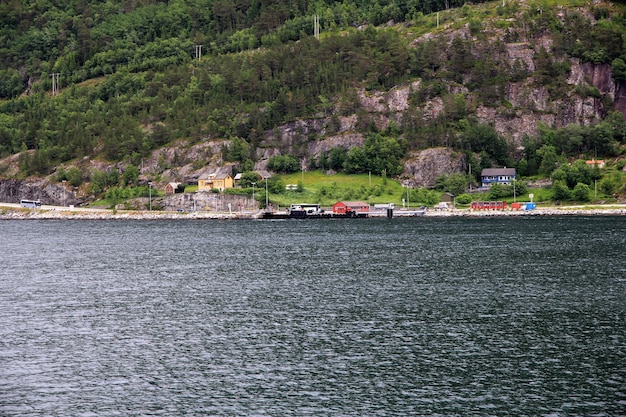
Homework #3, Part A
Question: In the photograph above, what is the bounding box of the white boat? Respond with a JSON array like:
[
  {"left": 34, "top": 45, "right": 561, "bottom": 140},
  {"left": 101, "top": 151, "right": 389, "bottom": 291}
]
[{"left": 393, "top": 206, "right": 427, "bottom": 217}]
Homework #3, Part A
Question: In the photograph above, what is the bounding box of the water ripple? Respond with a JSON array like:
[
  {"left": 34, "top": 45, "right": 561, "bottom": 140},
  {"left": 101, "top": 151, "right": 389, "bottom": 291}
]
[{"left": 1, "top": 217, "right": 625, "bottom": 416}]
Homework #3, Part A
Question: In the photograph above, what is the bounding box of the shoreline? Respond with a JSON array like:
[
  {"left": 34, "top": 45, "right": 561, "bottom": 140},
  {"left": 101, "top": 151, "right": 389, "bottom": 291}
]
[{"left": 2, "top": 205, "right": 626, "bottom": 220}]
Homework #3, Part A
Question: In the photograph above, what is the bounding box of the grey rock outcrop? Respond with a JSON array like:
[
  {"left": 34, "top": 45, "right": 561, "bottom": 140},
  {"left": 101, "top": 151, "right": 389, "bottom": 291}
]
[
  {"left": 0, "top": 179, "right": 80, "bottom": 206},
  {"left": 403, "top": 148, "right": 466, "bottom": 187}
]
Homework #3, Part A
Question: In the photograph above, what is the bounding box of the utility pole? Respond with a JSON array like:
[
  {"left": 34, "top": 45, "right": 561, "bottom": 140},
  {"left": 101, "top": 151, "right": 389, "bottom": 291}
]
[
  {"left": 513, "top": 178, "right": 516, "bottom": 203},
  {"left": 252, "top": 183, "right": 256, "bottom": 211},
  {"left": 51, "top": 73, "right": 60, "bottom": 95},
  {"left": 407, "top": 185, "right": 410, "bottom": 209}
]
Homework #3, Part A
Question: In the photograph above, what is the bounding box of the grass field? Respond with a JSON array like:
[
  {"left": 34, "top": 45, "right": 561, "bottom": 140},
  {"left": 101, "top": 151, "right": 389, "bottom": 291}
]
[
  {"left": 273, "top": 172, "right": 558, "bottom": 209},
  {"left": 271, "top": 171, "right": 408, "bottom": 208}
]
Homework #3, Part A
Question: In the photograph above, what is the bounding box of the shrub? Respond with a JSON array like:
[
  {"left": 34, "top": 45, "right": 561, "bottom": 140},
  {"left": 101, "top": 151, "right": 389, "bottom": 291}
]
[
  {"left": 573, "top": 182, "right": 591, "bottom": 201},
  {"left": 552, "top": 180, "right": 572, "bottom": 201},
  {"left": 67, "top": 167, "right": 83, "bottom": 187},
  {"left": 456, "top": 193, "right": 472, "bottom": 205}
]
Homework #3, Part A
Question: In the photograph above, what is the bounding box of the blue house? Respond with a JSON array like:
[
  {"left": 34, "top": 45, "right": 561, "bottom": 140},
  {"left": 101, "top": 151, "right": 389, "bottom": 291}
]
[{"left": 481, "top": 168, "right": 516, "bottom": 187}]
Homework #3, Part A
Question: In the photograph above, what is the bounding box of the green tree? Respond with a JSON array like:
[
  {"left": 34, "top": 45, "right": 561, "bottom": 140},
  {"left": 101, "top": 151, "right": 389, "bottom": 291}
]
[
  {"left": 0, "top": 69, "right": 25, "bottom": 99},
  {"left": 89, "top": 169, "right": 108, "bottom": 195},
  {"left": 225, "top": 137, "right": 250, "bottom": 163},
  {"left": 122, "top": 165, "right": 139, "bottom": 186},
  {"left": 463, "top": 124, "right": 511, "bottom": 166},
  {"left": 511, "top": 180, "right": 527, "bottom": 197},
  {"left": 537, "top": 145, "right": 559, "bottom": 175},
  {"left": 552, "top": 160, "right": 596, "bottom": 188},
  {"left": 455, "top": 193, "right": 472, "bottom": 205},
  {"left": 488, "top": 183, "right": 507, "bottom": 200},
  {"left": 268, "top": 154, "right": 300, "bottom": 173},
  {"left": 266, "top": 176, "right": 283, "bottom": 195},
  {"left": 67, "top": 167, "right": 83, "bottom": 187},
  {"left": 552, "top": 180, "right": 571, "bottom": 201},
  {"left": 241, "top": 159, "right": 255, "bottom": 172},
  {"left": 599, "top": 175, "right": 617, "bottom": 195},
  {"left": 344, "top": 146, "right": 367, "bottom": 174},
  {"left": 412, "top": 188, "right": 440, "bottom": 206},
  {"left": 239, "top": 171, "right": 261, "bottom": 188},
  {"left": 573, "top": 182, "right": 591, "bottom": 201},
  {"left": 612, "top": 57, "right": 626, "bottom": 82},
  {"left": 328, "top": 147, "right": 347, "bottom": 171},
  {"left": 345, "top": 133, "right": 403, "bottom": 176},
  {"left": 444, "top": 173, "right": 470, "bottom": 196},
  {"left": 55, "top": 167, "right": 68, "bottom": 182},
  {"left": 108, "top": 170, "right": 120, "bottom": 186}
]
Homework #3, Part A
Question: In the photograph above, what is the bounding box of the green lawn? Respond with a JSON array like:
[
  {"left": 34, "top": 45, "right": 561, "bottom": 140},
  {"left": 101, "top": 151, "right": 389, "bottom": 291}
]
[{"left": 270, "top": 171, "right": 408, "bottom": 208}]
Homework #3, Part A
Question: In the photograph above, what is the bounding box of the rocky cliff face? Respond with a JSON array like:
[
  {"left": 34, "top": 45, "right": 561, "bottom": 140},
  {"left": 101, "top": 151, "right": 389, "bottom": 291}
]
[
  {"left": 403, "top": 148, "right": 466, "bottom": 187},
  {"left": 0, "top": 178, "right": 80, "bottom": 206},
  {"left": 249, "top": 62, "right": 620, "bottom": 187},
  {"left": 249, "top": 27, "right": 624, "bottom": 187}
]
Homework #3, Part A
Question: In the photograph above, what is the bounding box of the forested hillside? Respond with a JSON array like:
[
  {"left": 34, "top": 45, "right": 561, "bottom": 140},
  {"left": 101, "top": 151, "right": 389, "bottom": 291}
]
[{"left": 1, "top": 0, "right": 626, "bottom": 205}]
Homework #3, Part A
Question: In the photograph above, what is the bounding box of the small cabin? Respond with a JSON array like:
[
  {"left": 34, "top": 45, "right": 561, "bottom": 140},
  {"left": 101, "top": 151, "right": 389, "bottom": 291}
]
[
  {"left": 441, "top": 192, "right": 455, "bottom": 203},
  {"left": 164, "top": 182, "right": 181, "bottom": 195}
]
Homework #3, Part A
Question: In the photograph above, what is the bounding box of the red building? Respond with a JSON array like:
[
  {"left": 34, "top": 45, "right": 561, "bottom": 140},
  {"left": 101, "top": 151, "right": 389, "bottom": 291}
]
[
  {"left": 333, "top": 201, "right": 370, "bottom": 214},
  {"left": 470, "top": 201, "right": 508, "bottom": 211}
]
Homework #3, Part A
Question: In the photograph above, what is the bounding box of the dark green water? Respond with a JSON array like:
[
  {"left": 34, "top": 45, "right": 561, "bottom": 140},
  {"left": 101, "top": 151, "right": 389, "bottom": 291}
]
[{"left": 1, "top": 217, "right": 625, "bottom": 416}]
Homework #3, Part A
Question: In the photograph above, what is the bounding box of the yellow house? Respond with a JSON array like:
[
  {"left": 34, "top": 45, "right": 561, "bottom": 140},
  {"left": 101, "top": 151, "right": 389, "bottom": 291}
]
[{"left": 198, "top": 173, "right": 233, "bottom": 192}]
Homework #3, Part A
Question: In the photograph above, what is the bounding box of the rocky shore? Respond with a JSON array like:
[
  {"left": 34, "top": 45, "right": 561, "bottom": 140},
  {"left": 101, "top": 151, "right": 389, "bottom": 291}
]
[
  {"left": 2, "top": 204, "right": 626, "bottom": 220},
  {"left": 423, "top": 207, "right": 626, "bottom": 217},
  {"left": 0, "top": 207, "right": 249, "bottom": 220}
]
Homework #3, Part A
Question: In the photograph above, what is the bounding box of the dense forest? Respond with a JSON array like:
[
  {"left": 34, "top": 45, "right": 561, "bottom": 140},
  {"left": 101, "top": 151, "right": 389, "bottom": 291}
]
[{"left": 1, "top": 0, "right": 626, "bottom": 202}]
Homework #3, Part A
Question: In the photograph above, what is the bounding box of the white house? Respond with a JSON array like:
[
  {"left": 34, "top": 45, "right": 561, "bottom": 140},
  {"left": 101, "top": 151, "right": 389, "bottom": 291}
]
[{"left": 481, "top": 168, "right": 516, "bottom": 187}]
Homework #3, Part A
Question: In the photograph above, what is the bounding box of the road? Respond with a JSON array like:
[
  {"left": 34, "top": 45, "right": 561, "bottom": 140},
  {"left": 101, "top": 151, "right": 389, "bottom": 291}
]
[{"left": 0, "top": 202, "right": 110, "bottom": 212}]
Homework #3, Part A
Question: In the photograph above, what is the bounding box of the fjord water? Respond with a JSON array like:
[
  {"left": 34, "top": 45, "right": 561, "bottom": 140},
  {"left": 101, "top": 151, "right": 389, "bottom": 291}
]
[{"left": 1, "top": 217, "right": 624, "bottom": 416}]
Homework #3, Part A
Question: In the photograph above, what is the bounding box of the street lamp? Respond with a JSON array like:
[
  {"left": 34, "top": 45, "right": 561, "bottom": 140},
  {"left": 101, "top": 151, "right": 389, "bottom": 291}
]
[
  {"left": 251, "top": 182, "right": 256, "bottom": 211},
  {"left": 513, "top": 178, "right": 516, "bottom": 203},
  {"left": 406, "top": 184, "right": 410, "bottom": 209},
  {"left": 62, "top": 180, "right": 66, "bottom": 207}
]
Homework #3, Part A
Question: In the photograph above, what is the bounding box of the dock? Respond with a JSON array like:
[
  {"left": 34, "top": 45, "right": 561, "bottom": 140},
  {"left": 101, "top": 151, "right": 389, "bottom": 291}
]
[{"left": 257, "top": 210, "right": 369, "bottom": 220}]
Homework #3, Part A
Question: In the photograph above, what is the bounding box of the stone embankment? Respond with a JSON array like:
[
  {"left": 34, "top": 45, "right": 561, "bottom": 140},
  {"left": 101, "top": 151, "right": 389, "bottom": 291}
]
[
  {"left": 424, "top": 207, "right": 626, "bottom": 217},
  {"left": 0, "top": 207, "right": 253, "bottom": 220},
  {"left": 2, "top": 205, "right": 626, "bottom": 220}
]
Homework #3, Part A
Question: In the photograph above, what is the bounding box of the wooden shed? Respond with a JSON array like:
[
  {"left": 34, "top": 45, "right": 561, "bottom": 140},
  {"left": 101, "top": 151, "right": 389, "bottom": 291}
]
[
  {"left": 164, "top": 182, "right": 181, "bottom": 195},
  {"left": 441, "top": 192, "right": 455, "bottom": 203}
]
